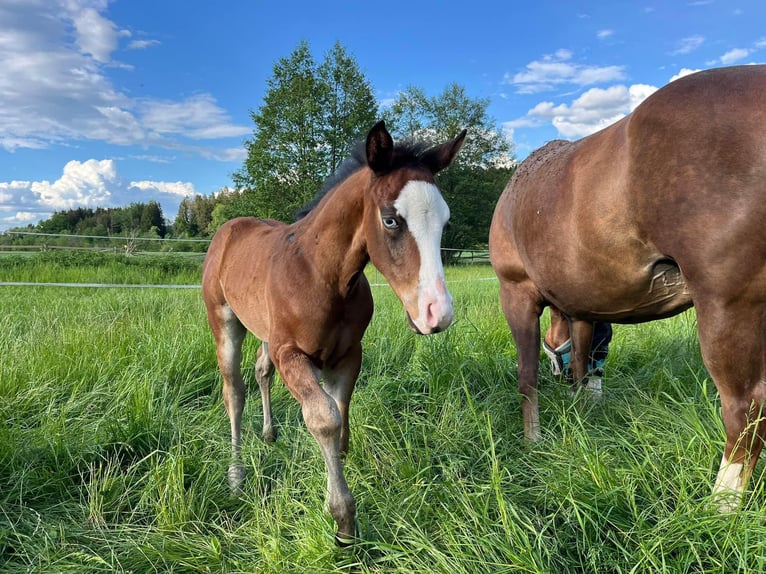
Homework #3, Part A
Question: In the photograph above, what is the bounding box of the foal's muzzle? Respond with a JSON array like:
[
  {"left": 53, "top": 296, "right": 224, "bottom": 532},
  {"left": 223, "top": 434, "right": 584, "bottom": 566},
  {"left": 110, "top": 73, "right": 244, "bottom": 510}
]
[{"left": 405, "top": 307, "right": 452, "bottom": 335}]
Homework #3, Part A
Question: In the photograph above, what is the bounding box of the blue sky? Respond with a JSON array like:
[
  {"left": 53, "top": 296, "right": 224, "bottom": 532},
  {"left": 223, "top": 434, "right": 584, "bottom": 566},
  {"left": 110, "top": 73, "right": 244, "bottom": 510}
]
[{"left": 1, "top": 0, "right": 764, "bottom": 232}]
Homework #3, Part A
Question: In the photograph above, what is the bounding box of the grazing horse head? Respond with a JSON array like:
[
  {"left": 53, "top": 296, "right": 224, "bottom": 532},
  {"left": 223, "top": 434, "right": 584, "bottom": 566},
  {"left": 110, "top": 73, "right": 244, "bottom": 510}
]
[
  {"left": 361, "top": 121, "right": 465, "bottom": 334},
  {"left": 489, "top": 65, "right": 766, "bottom": 510},
  {"left": 202, "top": 120, "right": 465, "bottom": 544}
]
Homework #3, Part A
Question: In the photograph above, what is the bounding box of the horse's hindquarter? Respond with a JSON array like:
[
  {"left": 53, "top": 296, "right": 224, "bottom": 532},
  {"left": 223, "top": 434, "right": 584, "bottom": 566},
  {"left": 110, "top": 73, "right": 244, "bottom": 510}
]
[
  {"left": 202, "top": 217, "right": 282, "bottom": 340},
  {"left": 626, "top": 66, "right": 766, "bottom": 305}
]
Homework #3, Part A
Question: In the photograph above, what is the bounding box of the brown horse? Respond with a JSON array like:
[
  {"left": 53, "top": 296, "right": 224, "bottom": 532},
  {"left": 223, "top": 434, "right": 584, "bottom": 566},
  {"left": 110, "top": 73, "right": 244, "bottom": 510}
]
[
  {"left": 202, "top": 121, "right": 465, "bottom": 543},
  {"left": 489, "top": 65, "right": 766, "bottom": 509}
]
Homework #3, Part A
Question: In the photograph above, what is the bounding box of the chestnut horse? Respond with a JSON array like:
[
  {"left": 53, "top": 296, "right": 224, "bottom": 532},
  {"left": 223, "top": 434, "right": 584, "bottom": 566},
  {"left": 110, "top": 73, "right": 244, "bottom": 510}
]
[
  {"left": 202, "top": 121, "right": 465, "bottom": 543},
  {"left": 489, "top": 65, "right": 766, "bottom": 509}
]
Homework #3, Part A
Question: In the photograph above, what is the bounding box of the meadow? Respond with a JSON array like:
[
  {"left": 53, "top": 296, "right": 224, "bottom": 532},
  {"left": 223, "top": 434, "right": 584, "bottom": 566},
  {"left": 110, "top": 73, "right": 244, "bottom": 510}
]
[{"left": 1, "top": 252, "right": 765, "bottom": 573}]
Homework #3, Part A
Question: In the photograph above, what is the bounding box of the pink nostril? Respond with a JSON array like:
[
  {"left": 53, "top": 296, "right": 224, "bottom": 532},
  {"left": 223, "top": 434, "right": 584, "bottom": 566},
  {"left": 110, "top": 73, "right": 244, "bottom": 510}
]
[{"left": 426, "top": 302, "right": 439, "bottom": 328}]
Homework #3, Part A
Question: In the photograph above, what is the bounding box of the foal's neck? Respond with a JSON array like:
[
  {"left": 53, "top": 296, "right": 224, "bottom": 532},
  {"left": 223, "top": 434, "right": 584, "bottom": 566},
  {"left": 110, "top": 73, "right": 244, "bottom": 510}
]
[{"left": 295, "top": 170, "right": 370, "bottom": 295}]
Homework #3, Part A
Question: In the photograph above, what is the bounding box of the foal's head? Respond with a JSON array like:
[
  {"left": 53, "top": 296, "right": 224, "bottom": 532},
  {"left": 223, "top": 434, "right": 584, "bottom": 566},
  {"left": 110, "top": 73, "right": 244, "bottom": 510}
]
[{"left": 363, "top": 121, "right": 466, "bottom": 335}]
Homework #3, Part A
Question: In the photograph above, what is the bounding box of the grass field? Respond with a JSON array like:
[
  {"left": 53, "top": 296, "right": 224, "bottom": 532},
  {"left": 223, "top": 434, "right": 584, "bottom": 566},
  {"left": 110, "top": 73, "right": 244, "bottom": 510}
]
[{"left": 1, "top": 253, "right": 765, "bottom": 572}]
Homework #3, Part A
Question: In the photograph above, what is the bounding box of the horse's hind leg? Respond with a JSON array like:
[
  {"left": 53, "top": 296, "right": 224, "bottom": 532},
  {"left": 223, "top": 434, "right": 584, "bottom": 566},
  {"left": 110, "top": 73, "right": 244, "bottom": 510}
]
[
  {"left": 210, "top": 304, "right": 248, "bottom": 492},
  {"left": 696, "top": 299, "right": 766, "bottom": 510},
  {"left": 256, "top": 342, "right": 276, "bottom": 443}
]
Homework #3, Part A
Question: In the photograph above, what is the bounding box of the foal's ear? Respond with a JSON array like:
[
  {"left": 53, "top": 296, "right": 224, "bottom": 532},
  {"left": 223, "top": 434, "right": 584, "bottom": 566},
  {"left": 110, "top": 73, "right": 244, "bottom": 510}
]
[
  {"left": 366, "top": 120, "right": 394, "bottom": 174},
  {"left": 422, "top": 129, "right": 467, "bottom": 174}
]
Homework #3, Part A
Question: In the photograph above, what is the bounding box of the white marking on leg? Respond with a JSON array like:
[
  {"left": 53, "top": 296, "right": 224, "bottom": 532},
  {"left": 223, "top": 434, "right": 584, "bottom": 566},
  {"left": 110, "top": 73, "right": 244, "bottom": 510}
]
[
  {"left": 394, "top": 180, "right": 453, "bottom": 332},
  {"left": 713, "top": 455, "right": 744, "bottom": 512},
  {"left": 218, "top": 305, "right": 246, "bottom": 491}
]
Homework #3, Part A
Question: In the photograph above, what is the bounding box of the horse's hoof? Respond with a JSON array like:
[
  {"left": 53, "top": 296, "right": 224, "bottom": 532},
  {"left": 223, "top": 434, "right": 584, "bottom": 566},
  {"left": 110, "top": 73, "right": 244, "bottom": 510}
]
[
  {"left": 228, "top": 463, "right": 246, "bottom": 494},
  {"left": 262, "top": 427, "right": 276, "bottom": 443},
  {"left": 334, "top": 519, "right": 362, "bottom": 547},
  {"left": 335, "top": 534, "right": 355, "bottom": 547}
]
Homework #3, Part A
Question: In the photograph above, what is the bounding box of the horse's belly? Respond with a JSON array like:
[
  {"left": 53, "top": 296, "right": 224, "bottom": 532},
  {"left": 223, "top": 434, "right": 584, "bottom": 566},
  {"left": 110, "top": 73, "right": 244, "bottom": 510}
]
[{"left": 555, "top": 258, "right": 693, "bottom": 323}]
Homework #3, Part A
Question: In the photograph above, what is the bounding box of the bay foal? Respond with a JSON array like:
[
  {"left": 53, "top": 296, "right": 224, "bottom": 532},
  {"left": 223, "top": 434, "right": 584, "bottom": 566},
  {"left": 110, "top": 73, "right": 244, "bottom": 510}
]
[{"left": 203, "top": 121, "right": 465, "bottom": 542}]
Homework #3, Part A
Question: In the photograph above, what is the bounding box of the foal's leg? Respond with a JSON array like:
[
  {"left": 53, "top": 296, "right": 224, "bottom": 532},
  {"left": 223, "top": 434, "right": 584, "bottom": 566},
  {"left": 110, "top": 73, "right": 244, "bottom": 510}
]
[
  {"left": 501, "top": 283, "right": 543, "bottom": 441},
  {"left": 696, "top": 300, "right": 766, "bottom": 510},
  {"left": 211, "top": 305, "right": 248, "bottom": 492},
  {"left": 273, "top": 345, "right": 356, "bottom": 544},
  {"left": 323, "top": 343, "right": 362, "bottom": 456},
  {"left": 256, "top": 342, "right": 276, "bottom": 443}
]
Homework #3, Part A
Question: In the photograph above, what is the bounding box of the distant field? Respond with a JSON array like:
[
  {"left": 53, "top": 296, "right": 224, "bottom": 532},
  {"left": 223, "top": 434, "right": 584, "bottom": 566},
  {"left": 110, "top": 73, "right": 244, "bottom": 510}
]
[
  {"left": 1, "top": 252, "right": 764, "bottom": 572},
  {"left": 0, "top": 251, "right": 203, "bottom": 285}
]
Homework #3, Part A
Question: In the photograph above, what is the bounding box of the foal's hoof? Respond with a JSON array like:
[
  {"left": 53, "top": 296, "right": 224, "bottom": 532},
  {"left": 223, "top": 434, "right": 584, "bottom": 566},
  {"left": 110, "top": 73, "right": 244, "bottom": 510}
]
[
  {"left": 262, "top": 427, "right": 277, "bottom": 444},
  {"left": 334, "top": 519, "right": 362, "bottom": 547},
  {"left": 228, "top": 463, "right": 246, "bottom": 494}
]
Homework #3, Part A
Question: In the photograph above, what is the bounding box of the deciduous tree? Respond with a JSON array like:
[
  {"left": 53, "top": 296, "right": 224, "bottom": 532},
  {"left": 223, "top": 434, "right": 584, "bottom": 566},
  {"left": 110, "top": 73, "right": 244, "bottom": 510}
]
[
  {"left": 231, "top": 41, "right": 377, "bottom": 223},
  {"left": 383, "top": 83, "right": 516, "bottom": 255}
]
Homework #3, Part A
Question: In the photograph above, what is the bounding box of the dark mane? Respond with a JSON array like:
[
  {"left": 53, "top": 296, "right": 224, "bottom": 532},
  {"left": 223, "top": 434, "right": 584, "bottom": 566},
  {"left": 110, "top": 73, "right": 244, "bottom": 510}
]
[{"left": 294, "top": 136, "right": 434, "bottom": 220}]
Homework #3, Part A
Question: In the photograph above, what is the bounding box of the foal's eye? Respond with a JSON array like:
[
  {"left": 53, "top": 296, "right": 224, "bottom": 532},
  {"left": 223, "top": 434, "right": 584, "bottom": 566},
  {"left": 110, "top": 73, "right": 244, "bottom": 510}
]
[{"left": 382, "top": 217, "right": 399, "bottom": 230}]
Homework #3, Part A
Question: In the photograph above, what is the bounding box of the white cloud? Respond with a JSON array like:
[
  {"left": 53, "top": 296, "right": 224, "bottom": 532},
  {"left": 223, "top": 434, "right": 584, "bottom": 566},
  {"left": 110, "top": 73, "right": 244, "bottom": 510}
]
[
  {"left": 707, "top": 37, "right": 766, "bottom": 66},
  {"left": 669, "top": 68, "right": 701, "bottom": 82},
  {"left": 129, "top": 181, "right": 196, "bottom": 198},
  {"left": 127, "top": 39, "right": 161, "bottom": 50},
  {"left": 140, "top": 95, "right": 251, "bottom": 139},
  {"left": 31, "top": 159, "right": 116, "bottom": 209},
  {"left": 503, "top": 116, "right": 544, "bottom": 130},
  {"left": 9, "top": 212, "right": 36, "bottom": 223},
  {"left": 510, "top": 80, "right": 664, "bottom": 141},
  {"left": 597, "top": 29, "right": 615, "bottom": 40},
  {"left": 628, "top": 84, "right": 658, "bottom": 111},
  {"left": 672, "top": 35, "right": 705, "bottom": 55},
  {"left": 68, "top": 5, "right": 128, "bottom": 63},
  {"left": 0, "top": 159, "right": 196, "bottom": 231},
  {"left": 719, "top": 48, "right": 750, "bottom": 64},
  {"left": 0, "top": 0, "right": 248, "bottom": 155},
  {"left": 527, "top": 85, "right": 632, "bottom": 138},
  {"left": 505, "top": 50, "right": 626, "bottom": 94}
]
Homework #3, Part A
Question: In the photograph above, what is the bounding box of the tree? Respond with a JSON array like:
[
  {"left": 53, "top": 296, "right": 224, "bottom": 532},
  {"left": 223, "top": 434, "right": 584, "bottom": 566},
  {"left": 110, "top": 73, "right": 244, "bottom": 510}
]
[
  {"left": 173, "top": 191, "right": 220, "bottom": 237},
  {"left": 139, "top": 201, "right": 166, "bottom": 237},
  {"left": 383, "top": 83, "right": 514, "bottom": 168},
  {"left": 231, "top": 40, "right": 377, "bottom": 224},
  {"left": 383, "top": 83, "right": 516, "bottom": 255},
  {"left": 317, "top": 42, "right": 378, "bottom": 172},
  {"left": 232, "top": 41, "right": 325, "bottom": 222}
]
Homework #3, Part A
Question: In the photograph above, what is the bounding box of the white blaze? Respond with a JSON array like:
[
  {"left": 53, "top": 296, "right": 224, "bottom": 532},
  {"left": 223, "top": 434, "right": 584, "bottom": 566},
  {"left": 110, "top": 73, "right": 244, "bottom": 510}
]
[{"left": 394, "top": 180, "right": 453, "bottom": 332}]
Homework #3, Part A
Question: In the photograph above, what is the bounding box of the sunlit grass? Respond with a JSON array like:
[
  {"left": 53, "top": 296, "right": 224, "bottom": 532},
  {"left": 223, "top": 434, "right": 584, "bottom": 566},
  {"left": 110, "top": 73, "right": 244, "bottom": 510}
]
[{"left": 1, "top": 253, "right": 765, "bottom": 572}]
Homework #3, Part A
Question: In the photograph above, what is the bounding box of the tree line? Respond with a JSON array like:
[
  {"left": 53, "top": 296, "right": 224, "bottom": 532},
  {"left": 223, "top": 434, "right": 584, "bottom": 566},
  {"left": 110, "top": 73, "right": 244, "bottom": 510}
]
[
  {"left": 3, "top": 202, "right": 166, "bottom": 239},
  {"left": 6, "top": 40, "right": 516, "bottom": 256}
]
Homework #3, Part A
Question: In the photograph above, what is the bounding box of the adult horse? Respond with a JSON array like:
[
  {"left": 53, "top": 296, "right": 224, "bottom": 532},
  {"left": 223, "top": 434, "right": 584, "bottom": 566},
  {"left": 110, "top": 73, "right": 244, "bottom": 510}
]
[
  {"left": 202, "top": 121, "right": 465, "bottom": 544},
  {"left": 489, "top": 65, "right": 766, "bottom": 509}
]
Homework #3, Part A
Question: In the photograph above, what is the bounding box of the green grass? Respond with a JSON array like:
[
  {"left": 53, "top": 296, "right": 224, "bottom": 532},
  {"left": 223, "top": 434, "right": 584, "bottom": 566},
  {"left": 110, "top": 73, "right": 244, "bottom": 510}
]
[
  {"left": 0, "top": 251, "right": 203, "bottom": 285},
  {"left": 1, "top": 253, "right": 765, "bottom": 572}
]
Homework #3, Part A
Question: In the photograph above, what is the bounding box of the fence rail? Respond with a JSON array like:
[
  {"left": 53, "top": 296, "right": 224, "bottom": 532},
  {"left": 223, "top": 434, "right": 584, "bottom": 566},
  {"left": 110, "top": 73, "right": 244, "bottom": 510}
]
[
  {"left": 1, "top": 231, "right": 490, "bottom": 262},
  {"left": 2, "top": 231, "right": 210, "bottom": 242}
]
